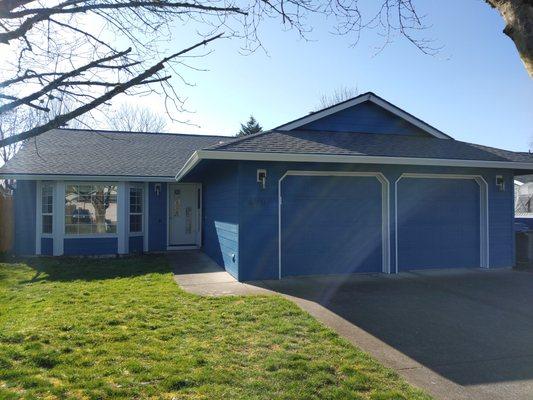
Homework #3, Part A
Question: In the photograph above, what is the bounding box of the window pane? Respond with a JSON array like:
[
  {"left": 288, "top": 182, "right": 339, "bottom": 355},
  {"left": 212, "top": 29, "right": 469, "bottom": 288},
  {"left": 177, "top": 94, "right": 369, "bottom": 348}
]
[
  {"left": 42, "top": 215, "right": 52, "bottom": 234},
  {"left": 65, "top": 224, "right": 78, "bottom": 235},
  {"left": 64, "top": 183, "right": 118, "bottom": 235},
  {"left": 41, "top": 184, "right": 53, "bottom": 234},
  {"left": 130, "top": 214, "right": 142, "bottom": 233},
  {"left": 129, "top": 187, "right": 143, "bottom": 233},
  {"left": 129, "top": 188, "right": 142, "bottom": 214}
]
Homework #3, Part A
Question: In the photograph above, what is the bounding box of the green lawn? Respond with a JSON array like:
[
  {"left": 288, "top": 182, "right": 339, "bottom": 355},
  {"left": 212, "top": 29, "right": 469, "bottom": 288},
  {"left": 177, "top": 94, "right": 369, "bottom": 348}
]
[{"left": 0, "top": 255, "right": 430, "bottom": 400}]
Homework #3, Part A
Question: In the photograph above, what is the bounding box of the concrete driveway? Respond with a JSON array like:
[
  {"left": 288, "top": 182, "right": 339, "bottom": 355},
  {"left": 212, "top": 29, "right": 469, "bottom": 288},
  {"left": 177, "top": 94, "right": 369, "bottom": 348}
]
[
  {"left": 171, "top": 253, "right": 533, "bottom": 400},
  {"left": 256, "top": 269, "right": 533, "bottom": 400}
]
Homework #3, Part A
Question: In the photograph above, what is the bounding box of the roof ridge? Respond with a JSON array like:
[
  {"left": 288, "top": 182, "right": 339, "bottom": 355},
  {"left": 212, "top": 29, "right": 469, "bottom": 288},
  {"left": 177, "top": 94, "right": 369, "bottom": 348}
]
[{"left": 52, "top": 127, "right": 231, "bottom": 139}]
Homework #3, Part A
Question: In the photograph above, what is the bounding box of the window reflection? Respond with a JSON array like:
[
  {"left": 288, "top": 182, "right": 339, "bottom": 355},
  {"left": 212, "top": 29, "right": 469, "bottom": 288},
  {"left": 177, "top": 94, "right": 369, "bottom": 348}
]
[{"left": 65, "top": 184, "right": 117, "bottom": 235}]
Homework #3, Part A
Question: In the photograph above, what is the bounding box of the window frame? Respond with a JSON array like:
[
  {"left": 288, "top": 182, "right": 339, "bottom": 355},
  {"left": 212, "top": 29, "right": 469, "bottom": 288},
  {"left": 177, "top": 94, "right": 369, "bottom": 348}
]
[
  {"left": 41, "top": 182, "right": 54, "bottom": 236},
  {"left": 64, "top": 182, "right": 119, "bottom": 237},
  {"left": 129, "top": 184, "right": 143, "bottom": 235}
]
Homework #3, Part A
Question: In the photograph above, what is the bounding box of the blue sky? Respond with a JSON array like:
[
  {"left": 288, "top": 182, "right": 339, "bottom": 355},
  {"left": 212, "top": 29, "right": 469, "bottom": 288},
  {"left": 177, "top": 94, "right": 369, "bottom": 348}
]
[{"left": 139, "top": 0, "right": 532, "bottom": 151}]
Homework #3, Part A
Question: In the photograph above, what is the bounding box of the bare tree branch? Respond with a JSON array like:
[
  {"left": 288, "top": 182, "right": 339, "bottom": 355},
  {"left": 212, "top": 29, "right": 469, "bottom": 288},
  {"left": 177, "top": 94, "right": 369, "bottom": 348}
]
[
  {"left": 0, "top": 48, "right": 132, "bottom": 114},
  {"left": 0, "top": 33, "right": 222, "bottom": 147},
  {"left": 106, "top": 104, "right": 167, "bottom": 132}
]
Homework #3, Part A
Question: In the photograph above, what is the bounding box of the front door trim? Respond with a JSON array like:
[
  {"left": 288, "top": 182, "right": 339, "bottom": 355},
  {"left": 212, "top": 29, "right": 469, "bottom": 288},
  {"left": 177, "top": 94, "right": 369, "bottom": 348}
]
[{"left": 167, "top": 183, "right": 202, "bottom": 250}]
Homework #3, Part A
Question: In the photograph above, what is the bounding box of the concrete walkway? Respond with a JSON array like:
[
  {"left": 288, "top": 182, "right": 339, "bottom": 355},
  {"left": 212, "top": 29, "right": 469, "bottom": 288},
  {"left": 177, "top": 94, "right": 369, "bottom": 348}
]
[
  {"left": 170, "top": 251, "right": 272, "bottom": 296},
  {"left": 168, "top": 252, "right": 533, "bottom": 400}
]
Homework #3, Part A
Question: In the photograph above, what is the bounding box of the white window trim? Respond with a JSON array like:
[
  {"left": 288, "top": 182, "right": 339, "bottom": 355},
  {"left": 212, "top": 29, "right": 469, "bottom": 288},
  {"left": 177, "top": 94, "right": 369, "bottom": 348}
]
[
  {"left": 40, "top": 182, "right": 54, "bottom": 237},
  {"left": 36, "top": 181, "right": 56, "bottom": 255},
  {"left": 35, "top": 180, "right": 131, "bottom": 256},
  {"left": 35, "top": 181, "right": 42, "bottom": 255},
  {"left": 278, "top": 171, "right": 391, "bottom": 279},
  {"left": 143, "top": 182, "right": 149, "bottom": 252},
  {"left": 394, "top": 173, "right": 489, "bottom": 272}
]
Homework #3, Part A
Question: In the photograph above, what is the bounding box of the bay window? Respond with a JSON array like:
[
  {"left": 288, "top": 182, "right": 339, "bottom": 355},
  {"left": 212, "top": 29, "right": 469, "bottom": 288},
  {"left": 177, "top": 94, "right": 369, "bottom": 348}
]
[{"left": 65, "top": 183, "right": 118, "bottom": 235}]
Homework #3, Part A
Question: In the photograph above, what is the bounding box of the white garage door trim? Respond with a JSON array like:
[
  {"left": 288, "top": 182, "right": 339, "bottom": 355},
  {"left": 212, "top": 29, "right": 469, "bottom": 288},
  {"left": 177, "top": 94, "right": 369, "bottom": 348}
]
[
  {"left": 394, "top": 173, "right": 489, "bottom": 273},
  {"left": 278, "top": 171, "right": 391, "bottom": 279}
]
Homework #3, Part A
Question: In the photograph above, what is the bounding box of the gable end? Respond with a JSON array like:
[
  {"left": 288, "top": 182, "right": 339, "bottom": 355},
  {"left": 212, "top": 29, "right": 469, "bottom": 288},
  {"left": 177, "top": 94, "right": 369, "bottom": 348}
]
[
  {"left": 276, "top": 92, "right": 451, "bottom": 139},
  {"left": 296, "top": 101, "right": 430, "bottom": 136}
]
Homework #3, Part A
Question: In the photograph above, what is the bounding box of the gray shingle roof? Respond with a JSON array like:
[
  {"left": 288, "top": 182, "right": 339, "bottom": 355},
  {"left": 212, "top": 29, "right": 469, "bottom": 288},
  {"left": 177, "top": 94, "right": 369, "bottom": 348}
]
[
  {"left": 208, "top": 129, "right": 532, "bottom": 163},
  {"left": 2, "top": 128, "right": 531, "bottom": 180},
  {"left": 0, "top": 129, "right": 233, "bottom": 178}
]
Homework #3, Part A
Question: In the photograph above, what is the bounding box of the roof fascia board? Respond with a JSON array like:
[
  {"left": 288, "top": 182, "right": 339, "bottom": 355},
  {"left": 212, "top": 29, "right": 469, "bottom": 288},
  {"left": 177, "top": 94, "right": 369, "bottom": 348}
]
[
  {"left": 276, "top": 93, "right": 449, "bottom": 139},
  {"left": 175, "top": 149, "right": 533, "bottom": 181},
  {"left": 0, "top": 174, "right": 176, "bottom": 182}
]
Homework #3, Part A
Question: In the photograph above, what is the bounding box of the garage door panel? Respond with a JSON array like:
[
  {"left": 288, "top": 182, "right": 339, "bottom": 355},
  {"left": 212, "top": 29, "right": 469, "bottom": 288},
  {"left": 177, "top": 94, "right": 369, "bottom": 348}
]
[
  {"left": 398, "top": 178, "right": 480, "bottom": 271},
  {"left": 281, "top": 175, "right": 383, "bottom": 277}
]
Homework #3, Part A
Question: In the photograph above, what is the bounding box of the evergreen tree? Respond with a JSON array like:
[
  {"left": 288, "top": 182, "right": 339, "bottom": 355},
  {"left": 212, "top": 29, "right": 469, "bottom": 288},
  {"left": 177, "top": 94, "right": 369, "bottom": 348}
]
[{"left": 237, "top": 115, "right": 263, "bottom": 137}]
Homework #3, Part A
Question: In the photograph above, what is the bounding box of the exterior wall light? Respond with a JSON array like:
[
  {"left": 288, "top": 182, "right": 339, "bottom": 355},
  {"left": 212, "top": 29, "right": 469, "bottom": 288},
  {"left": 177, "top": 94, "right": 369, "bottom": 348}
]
[
  {"left": 496, "top": 175, "right": 505, "bottom": 192},
  {"left": 257, "top": 169, "right": 267, "bottom": 189}
]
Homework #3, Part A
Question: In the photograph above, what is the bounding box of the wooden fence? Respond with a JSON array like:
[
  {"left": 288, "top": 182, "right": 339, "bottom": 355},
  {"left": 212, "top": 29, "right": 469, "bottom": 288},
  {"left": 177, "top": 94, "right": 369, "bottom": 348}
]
[{"left": 0, "top": 194, "right": 13, "bottom": 253}]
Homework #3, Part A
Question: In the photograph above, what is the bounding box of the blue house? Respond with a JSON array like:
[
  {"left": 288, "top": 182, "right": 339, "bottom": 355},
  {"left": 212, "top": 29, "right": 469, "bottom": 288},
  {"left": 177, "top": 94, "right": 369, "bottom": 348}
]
[{"left": 2, "top": 92, "right": 532, "bottom": 281}]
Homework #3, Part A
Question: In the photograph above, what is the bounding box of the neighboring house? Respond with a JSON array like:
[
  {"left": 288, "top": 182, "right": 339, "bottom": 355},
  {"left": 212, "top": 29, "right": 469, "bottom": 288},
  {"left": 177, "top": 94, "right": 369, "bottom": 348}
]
[
  {"left": 1, "top": 92, "right": 533, "bottom": 281},
  {"left": 514, "top": 176, "right": 533, "bottom": 231}
]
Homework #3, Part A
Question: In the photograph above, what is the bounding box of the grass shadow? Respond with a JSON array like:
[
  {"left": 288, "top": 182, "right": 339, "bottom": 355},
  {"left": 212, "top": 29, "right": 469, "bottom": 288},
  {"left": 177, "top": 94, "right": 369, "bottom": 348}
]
[{"left": 0, "top": 253, "right": 171, "bottom": 283}]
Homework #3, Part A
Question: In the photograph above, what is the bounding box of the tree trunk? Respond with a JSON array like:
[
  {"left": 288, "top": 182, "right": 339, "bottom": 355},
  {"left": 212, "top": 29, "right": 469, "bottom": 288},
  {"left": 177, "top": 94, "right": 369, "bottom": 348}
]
[{"left": 486, "top": 0, "right": 533, "bottom": 77}]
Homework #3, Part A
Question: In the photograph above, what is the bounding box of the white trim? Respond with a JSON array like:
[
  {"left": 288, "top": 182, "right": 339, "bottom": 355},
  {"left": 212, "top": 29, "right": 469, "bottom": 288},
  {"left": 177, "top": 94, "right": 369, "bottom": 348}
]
[
  {"left": 35, "top": 181, "right": 42, "bottom": 255},
  {"left": 54, "top": 181, "right": 65, "bottom": 255},
  {"left": 197, "top": 184, "right": 203, "bottom": 248},
  {"left": 278, "top": 170, "right": 390, "bottom": 279},
  {"left": 143, "top": 182, "right": 149, "bottom": 252},
  {"left": 275, "top": 93, "right": 450, "bottom": 139},
  {"left": 514, "top": 180, "right": 524, "bottom": 186},
  {"left": 175, "top": 149, "right": 533, "bottom": 182},
  {"left": 2, "top": 174, "right": 176, "bottom": 182},
  {"left": 62, "top": 234, "right": 118, "bottom": 239},
  {"left": 36, "top": 181, "right": 57, "bottom": 255},
  {"left": 394, "top": 173, "right": 489, "bottom": 273},
  {"left": 117, "top": 182, "right": 128, "bottom": 254},
  {"left": 166, "top": 183, "right": 202, "bottom": 249}
]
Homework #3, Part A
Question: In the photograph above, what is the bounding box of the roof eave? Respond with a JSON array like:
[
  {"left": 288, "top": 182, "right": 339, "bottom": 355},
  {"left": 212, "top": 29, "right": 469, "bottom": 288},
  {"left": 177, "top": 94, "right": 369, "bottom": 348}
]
[
  {"left": 0, "top": 173, "right": 177, "bottom": 182},
  {"left": 175, "top": 150, "right": 533, "bottom": 182}
]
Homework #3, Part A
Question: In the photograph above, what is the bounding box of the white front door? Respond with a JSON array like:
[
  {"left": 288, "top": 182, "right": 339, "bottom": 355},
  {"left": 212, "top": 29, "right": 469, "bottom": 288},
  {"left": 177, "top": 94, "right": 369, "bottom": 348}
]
[{"left": 168, "top": 184, "right": 200, "bottom": 247}]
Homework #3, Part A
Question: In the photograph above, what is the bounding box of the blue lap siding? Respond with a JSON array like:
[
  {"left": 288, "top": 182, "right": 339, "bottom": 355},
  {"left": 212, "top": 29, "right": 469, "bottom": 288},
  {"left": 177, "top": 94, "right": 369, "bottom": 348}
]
[
  {"left": 200, "top": 162, "right": 239, "bottom": 279},
  {"left": 129, "top": 236, "right": 144, "bottom": 253},
  {"left": 232, "top": 161, "right": 515, "bottom": 281},
  {"left": 148, "top": 182, "right": 167, "bottom": 251},
  {"left": 13, "top": 180, "right": 36, "bottom": 255},
  {"left": 8, "top": 164, "right": 516, "bottom": 278},
  {"left": 63, "top": 238, "right": 118, "bottom": 255},
  {"left": 41, "top": 238, "right": 53, "bottom": 256},
  {"left": 298, "top": 102, "right": 429, "bottom": 136}
]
